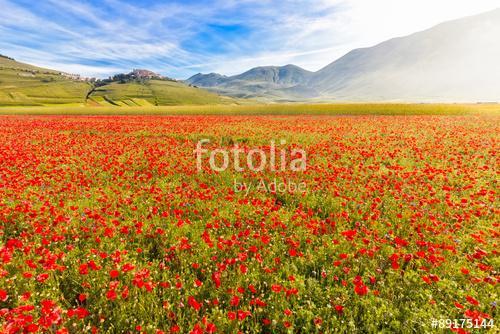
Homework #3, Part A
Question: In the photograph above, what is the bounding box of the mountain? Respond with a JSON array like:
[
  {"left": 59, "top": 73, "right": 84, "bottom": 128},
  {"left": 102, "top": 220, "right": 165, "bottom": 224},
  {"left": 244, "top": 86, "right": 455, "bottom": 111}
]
[
  {"left": 311, "top": 8, "right": 500, "bottom": 102},
  {"left": 187, "top": 73, "right": 228, "bottom": 87},
  {"left": 0, "top": 55, "right": 91, "bottom": 106},
  {"left": 232, "top": 65, "right": 312, "bottom": 85},
  {"left": 186, "top": 64, "right": 315, "bottom": 100},
  {"left": 188, "top": 9, "right": 500, "bottom": 102}
]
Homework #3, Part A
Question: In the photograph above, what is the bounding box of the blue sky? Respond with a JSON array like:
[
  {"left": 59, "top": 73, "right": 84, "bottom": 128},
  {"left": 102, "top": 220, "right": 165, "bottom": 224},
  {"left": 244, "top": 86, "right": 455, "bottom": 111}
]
[{"left": 1, "top": 0, "right": 498, "bottom": 78}]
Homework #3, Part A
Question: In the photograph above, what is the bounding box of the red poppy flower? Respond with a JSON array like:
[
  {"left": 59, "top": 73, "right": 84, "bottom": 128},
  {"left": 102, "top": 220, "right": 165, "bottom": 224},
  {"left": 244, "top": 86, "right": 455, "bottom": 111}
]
[
  {"left": 227, "top": 311, "right": 236, "bottom": 321},
  {"left": 36, "top": 273, "right": 49, "bottom": 282},
  {"left": 106, "top": 290, "right": 117, "bottom": 301},
  {"left": 109, "top": 270, "right": 120, "bottom": 278},
  {"left": 271, "top": 284, "right": 282, "bottom": 293},
  {"left": 0, "top": 289, "right": 7, "bottom": 302},
  {"left": 354, "top": 284, "right": 368, "bottom": 296},
  {"left": 188, "top": 296, "right": 201, "bottom": 311},
  {"left": 212, "top": 271, "right": 221, "bottom": 289},
  {"left": 230, "top": 295, "right": 240, "bottom": 307},
  {"left": 466, "top": 296, "right": 479, "bottom": 306}
]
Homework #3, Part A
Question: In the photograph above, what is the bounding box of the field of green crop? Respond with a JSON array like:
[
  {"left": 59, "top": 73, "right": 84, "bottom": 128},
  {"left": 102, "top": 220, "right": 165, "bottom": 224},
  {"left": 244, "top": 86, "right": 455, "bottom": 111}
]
[
  {"left": 89, "top": 80, "right": 233, "bottom": 107},
  {"left": 149, "top": 80, "right": 234, "bottom": 106},
  {"left": 0, "top": 103, "right": 498, "bottom": 116},
  {"left": 89, "top": 82, "right": 156, "bottom": 106}
]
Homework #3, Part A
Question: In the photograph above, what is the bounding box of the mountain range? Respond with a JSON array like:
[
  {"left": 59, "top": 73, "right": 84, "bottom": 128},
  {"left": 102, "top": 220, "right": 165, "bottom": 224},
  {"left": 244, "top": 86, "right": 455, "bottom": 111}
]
[{"left": 186, "top": 8, "right": 500, "bottom": 102}]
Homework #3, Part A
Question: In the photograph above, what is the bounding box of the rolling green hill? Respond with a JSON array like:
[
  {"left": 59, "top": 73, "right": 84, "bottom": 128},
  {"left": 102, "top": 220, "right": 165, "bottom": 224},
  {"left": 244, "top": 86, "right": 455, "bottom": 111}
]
[
  {"left": 88, "top": 82, "right": 155, "bottom": 106},
  {"left": 88, "top": 79, "right": 235, "bottom": 106},
  {"left": 0, "top": 55, "right": 91, "bottom": 106}
]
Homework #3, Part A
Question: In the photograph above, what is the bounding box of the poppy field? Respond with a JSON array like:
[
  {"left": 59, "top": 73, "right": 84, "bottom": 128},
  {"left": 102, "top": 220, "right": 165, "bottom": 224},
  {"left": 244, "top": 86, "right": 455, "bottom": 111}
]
[{"left": 0, "top": 114, "right": 498, "bottom": 333}]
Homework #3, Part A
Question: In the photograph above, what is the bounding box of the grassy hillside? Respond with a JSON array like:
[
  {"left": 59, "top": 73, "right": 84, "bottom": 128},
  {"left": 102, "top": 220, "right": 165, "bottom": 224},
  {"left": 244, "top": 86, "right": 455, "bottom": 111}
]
[
  {"left": 0, "top": 56, "right": 91, "bottom": 106},
  {"left": 89, "top": 80, "right": 234, "bottom": 106},
  {"left": 89, "top": 82, "right": 155, "bottom": 106}
]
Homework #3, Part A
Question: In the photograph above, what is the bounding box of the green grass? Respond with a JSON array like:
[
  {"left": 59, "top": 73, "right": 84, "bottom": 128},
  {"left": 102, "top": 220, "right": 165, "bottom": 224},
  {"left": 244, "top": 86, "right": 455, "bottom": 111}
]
[
  {"left": 89, "top": 80, "right": 234, "bottom": 106},
  {"left": 0, "top": 55, "right": 59, "bottom": 73},
  {"left": 0, "top": 57, "right": 91, "bottom": 106},
  {"left": 91, "top": 82, "right": 155, "bottom": 105},
  {"left": 148, "top": 80, "right": 233, "bottom": 105},
  {"left": 0, "top": 103, "right": 498, "bottom": 115}
]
